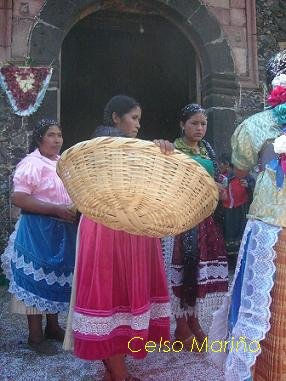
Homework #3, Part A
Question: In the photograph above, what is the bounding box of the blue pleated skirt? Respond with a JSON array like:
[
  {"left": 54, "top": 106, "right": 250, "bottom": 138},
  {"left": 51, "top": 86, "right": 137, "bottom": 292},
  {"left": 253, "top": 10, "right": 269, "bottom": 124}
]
[{"left": 5, "top": 213, "right": 77, "bottom": 313}]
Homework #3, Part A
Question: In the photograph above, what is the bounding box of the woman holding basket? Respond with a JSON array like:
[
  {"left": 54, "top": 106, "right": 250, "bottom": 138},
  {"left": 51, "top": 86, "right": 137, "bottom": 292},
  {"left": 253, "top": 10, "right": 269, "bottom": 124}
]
[{"left": 69, "top": 95, "right": 173, "bottom": 381}]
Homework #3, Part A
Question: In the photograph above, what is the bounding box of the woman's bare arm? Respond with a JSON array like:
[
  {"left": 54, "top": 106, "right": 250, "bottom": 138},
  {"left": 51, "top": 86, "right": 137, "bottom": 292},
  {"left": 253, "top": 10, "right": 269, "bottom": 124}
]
[{"left": 12, "top": 192, "right": 76, "bottom": 222}]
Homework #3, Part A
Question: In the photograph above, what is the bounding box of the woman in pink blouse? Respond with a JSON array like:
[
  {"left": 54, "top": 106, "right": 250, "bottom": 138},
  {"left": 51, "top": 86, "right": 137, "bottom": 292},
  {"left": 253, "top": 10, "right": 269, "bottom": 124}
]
[{"left": 2, "top": 119, "right": 77, "bottom": 355}]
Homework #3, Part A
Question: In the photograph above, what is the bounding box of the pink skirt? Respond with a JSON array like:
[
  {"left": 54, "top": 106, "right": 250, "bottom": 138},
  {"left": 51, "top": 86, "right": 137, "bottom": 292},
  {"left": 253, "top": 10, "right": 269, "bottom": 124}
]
[{"left": 73, "top": 217, "right": 170, "bottom": 360}]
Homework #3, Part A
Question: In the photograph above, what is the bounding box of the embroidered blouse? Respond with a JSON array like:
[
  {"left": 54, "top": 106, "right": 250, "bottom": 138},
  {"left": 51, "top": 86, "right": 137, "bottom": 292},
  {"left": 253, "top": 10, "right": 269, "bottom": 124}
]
[
  {"left": 174, "top": 137, "right": 215, "bottom": 177},
  {"left": 231, "top": 108, "right": 286, "bottom": 227},
  {"left": 13, "top": 148, "right": 71, "bottom": 205}
]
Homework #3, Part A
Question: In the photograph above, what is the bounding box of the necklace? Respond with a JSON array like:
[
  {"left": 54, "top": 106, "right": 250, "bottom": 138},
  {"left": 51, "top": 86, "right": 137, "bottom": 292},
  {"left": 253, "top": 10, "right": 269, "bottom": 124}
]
[
  {"left": 175, "top": 138, "right": 210, "bottom": 159},
  {"left": 182, "top": 138, "right": 200, "bottom": 153}
]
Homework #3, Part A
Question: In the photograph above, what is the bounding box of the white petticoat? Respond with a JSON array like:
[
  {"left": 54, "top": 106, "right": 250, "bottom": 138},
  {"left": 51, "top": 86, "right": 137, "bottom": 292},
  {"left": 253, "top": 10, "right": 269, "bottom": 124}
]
[{"left": 208, "top": 219, "right": 281, "bottom": 381}]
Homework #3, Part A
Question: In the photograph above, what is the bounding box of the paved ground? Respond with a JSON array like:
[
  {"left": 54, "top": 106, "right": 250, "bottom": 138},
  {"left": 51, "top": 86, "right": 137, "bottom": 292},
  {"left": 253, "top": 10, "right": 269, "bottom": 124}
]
[{"left": 0, "top": 287, "right": 225, "bottom": 381}]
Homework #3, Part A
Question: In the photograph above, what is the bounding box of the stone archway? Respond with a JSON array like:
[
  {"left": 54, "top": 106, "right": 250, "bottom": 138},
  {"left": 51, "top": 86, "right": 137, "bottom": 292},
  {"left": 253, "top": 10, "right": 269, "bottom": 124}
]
[{"left": 28, "top": 0, "right": 239, "bottom": 153}]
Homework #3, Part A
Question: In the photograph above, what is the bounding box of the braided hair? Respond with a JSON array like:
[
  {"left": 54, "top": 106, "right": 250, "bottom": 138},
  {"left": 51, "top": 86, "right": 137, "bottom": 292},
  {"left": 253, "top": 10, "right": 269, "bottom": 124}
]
[
  {"left": 29, "top": 119, "right": 60, "bottom": 152},
  {"left": 178, "top": 104, "right": 222, "bottom": 308}
]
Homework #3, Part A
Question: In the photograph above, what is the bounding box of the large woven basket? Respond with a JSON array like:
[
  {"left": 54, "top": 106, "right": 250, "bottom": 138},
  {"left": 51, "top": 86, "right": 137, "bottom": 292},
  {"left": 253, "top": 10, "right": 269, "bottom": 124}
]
[{"left": 57, "top": 137, "right": 218, "bottom": 237}]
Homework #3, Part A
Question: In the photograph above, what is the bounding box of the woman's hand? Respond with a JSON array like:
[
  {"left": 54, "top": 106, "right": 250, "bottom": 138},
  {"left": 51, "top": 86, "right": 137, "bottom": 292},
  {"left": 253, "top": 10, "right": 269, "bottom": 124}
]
[
  {"left": 153, "top": 139, "right": 174, "bottom": 155},
  {"left": 54, "top": 204, "right": 76, "bottom": 222},
  {"left": 216, "top": 183, "right": 227, "bottom": 201},
  {"left": 240, "top": 179, "right": 248, "bottom": 188}
]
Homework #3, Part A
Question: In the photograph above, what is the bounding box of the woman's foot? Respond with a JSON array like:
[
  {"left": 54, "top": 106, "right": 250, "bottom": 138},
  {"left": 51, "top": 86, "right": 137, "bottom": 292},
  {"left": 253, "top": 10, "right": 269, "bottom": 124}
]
[
  {"left": 174, "top": 328, "right": 196, "bottom": 351},
  {"left": 45, "top": 313, "right": 65, "bottom": 342},
  {"left": 174, "top": 316, "right": 193, "bottom": 345},
  {"left": 174, "top": 316, "right": 205, "bottom": 352},
  {"left": 188, "top": 316, "right": 207, "bottom": 343},
  {"left": 102, "top": 355, "right": 141, "bottom": 381},
  {"left": 102, "top": 360, "right": 113, "bottom": 381},
  {"left": 102, "top": 369, "right": 112, "bottom": 381},
  {"left": 125, "top": 376, "right": 141, "bottom": 381},
  {"left": 44, "top": 326, "right": 65, "bottom": 342},
  {"left": 174, "top": 332, "right": 207, "bottom": 352}
]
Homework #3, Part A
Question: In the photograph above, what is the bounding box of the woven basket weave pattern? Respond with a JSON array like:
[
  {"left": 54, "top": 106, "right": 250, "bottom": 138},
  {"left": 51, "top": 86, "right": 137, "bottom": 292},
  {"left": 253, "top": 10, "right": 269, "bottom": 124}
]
[{"left": 57, "top": 137, "right": 218, "bottom": 237}]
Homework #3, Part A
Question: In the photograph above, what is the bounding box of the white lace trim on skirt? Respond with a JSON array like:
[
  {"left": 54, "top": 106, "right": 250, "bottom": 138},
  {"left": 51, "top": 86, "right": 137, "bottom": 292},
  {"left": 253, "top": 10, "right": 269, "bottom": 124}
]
[
  {"left": 170, "top": 287, "right": 225, "bottom": 319},
  {"left": 73, "top": 302, "right": 170, "bottom": 336},
  {"left": 161, "top": 236, "right": 226, "bottom": 319},
  {"left": 208, "top": 219, "right": 281, "bottom": 381},
  {"left": 1, "top": 218, "right": 73, "bottom": 287},
  {"left": 1, "top": 218, "right": 72, "bottom": 313},
  {"left": 8, "top": 281, "right": 69, "bottom": 313}
]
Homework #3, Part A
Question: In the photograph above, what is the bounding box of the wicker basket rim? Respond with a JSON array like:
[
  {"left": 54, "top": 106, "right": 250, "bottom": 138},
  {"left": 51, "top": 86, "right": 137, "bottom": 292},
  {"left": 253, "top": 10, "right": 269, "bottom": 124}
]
[
  {"left": 57, "top": 136, "right": 219, "bottom": 237},
  {"left": 58, "top": 136, "right": 214, "bottom": 182}
]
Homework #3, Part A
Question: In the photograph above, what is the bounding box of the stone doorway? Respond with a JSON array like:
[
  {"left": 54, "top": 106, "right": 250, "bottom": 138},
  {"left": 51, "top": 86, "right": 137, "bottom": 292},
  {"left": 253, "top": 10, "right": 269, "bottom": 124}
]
[
  {"left": 60, "top": 10, "right": 200, "bottom": 148},
  {"left": 29, "top": 0, "right": 238, "bottom": 154}
]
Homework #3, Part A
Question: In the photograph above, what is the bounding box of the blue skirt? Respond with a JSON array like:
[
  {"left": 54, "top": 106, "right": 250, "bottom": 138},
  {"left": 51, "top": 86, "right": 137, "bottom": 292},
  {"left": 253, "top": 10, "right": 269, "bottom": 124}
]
[{"left": 6, "top": 213, "right": 77, "bottom": 313}]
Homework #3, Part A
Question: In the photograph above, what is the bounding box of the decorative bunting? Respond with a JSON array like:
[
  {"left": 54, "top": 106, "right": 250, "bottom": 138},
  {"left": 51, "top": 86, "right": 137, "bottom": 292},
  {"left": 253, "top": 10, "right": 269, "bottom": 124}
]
[{"left": 0, "top": 65, "right": 53, "bottom": 116}]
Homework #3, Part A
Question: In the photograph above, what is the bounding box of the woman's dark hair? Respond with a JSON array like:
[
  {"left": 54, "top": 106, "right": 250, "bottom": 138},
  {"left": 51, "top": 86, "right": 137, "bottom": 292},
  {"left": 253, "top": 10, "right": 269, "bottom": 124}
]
[
  {"left": 266, "top": 50, "right": 286, "bottom": 90},
  {"left": 179, "top": 103, "right": 206, "bottom": 124},
  {"left": 219, "top": 153, "right": 231, "bottom": 165},
  {"left": 219, "top": 153, "right": 234, "bottom": 169},
  {"left": 103, "top": 95, "right": 140, "bottom": 126},
  {"left": 90, "top": 125, "right": 126, "bottom": 138},
  {"left": 29, "top": 119, "right": 60, "bottom": 152}
]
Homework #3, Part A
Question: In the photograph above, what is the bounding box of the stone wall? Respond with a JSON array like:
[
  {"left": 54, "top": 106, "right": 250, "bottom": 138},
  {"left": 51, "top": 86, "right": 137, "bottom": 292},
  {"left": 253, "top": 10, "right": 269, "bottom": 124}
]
[
  {"left": 256, "top": 0, "right": 286, "bottom": 81},
  {"left": 203, "top": 0, "right": 258, "bottom": 88},
  {"left": 202, "top": 0, "right": 286, "bottom": 125},
  {"left": 235, "top": 0, "right": 286, "bottom": 124},
  {"left": 0, "top": 101, "right": 30, "bottom": 254}
]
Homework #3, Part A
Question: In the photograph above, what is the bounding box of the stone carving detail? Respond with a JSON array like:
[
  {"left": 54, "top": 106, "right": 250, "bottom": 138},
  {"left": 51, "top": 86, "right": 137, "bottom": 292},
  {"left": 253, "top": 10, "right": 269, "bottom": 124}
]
[{"left": 19, "top": 2, "right": 30, "bottom": 16}]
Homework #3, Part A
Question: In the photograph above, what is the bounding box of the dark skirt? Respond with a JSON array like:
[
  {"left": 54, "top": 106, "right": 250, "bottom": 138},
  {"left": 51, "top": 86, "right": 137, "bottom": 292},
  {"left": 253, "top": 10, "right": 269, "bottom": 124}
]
[
  {"left": 172, "top": 215, "right": 228, "bottom": 308},
  {"left": 223, "top": 204, "right": 248, "bottom": 254}
]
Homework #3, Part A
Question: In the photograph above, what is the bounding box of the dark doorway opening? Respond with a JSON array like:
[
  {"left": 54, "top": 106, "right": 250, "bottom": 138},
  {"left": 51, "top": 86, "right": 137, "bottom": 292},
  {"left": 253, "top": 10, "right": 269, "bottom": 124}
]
[{"left": 61, "top": 10, "right": 199, "bottom": 149}]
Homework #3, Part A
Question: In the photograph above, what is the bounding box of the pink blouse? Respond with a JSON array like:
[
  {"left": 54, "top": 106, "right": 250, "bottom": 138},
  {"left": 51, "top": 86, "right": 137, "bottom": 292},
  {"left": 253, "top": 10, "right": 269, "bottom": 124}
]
[{"left": 13, "top": 149, "right": 72, "bottom": 205}]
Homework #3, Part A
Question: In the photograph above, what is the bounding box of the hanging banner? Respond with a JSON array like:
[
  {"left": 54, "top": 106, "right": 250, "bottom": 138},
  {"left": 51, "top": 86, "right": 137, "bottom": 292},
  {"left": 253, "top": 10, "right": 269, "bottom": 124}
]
[{"left": 0, "top": 65, "right": 53, "bottom": 116}]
